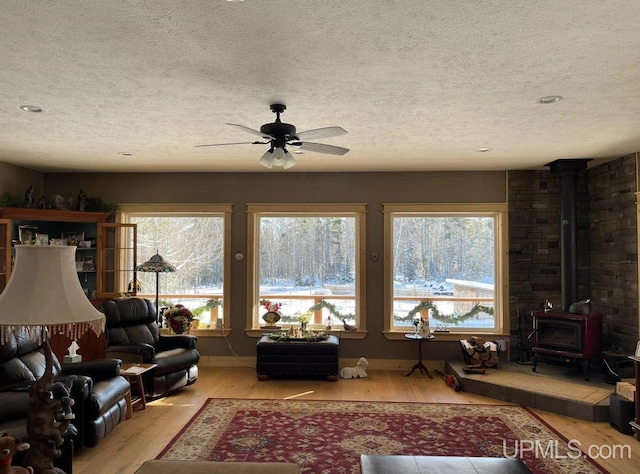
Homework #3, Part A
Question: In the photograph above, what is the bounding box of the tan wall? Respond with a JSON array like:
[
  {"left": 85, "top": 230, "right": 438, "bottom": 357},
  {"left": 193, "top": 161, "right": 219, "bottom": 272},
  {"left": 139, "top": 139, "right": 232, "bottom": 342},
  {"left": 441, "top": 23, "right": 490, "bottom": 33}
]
[{"left": 43, "top": 171, "right": 507, "bottom": 362}]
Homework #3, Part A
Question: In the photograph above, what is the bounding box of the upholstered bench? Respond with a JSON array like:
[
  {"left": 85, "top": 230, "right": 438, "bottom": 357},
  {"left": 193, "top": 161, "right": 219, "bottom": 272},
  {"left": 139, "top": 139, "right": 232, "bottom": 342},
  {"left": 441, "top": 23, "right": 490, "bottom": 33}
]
[
  {"left": 256, "top": 335, "right": 339, "bottom": 380},
  {"left": 134, "top": 460, "right": 300, "bottom": 474},
  {"left": 360, "top": 454, "right": 531, "bottom": 473}
]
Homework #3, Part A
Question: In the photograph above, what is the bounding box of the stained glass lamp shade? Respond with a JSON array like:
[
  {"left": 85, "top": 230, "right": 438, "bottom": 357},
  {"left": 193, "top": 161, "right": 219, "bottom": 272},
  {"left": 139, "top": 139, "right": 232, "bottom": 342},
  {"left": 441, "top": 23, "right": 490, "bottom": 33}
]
[{"left": 135, "top": 251, "right": 176, "bottom": 322}]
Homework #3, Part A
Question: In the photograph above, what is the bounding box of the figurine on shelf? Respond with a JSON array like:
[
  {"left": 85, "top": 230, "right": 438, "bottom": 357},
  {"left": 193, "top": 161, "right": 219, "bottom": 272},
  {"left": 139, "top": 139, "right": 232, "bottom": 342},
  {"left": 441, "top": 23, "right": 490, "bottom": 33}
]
[
  {"left": 418, "top": 317, "right": 431, "bottom": 337},
  {"left": 77, "top": 189, "right": 88, "bottom": 211},
  {"left": 412, "top": 317, "right": 420, "bottom": 334},
  {"left": 37, "top": 194, "right": 48, "bottom": 209},
  {"left": 24, "top": 186, "right": 34, "bottom": 208}
]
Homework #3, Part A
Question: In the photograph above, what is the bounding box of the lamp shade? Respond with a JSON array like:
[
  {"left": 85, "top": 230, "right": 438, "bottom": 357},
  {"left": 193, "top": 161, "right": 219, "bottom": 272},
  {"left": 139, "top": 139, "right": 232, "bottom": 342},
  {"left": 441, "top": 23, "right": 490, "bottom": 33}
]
[
  {"left": 0, "top": 245, "right": 105, "bottom": 343},
  {"left": 136, "top": 252, "right": 176, "bottom": 273},
  {"left": 259, "top": 149, "right": 274, "bottom": 169},
  {"left": 283, "top": 150, "right": 296, "bottom": 169},
  {"left": 272, "top": 147, "right": 286, "bottom": 166}
]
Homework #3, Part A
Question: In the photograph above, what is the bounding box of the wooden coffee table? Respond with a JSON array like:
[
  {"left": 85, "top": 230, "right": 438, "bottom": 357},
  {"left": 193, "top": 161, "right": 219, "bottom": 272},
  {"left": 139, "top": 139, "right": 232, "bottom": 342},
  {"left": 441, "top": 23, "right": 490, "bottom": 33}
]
[{"left": 120, "top": 362, "right": 157, "bottom": 417}]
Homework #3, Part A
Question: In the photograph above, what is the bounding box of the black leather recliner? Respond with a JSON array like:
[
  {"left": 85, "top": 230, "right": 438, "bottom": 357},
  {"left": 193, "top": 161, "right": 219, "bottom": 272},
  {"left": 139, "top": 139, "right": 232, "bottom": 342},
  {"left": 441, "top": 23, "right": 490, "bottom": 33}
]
[
  {"left": 0, "top": 326, "right": 130, "bottom": 449},
  {"left": 101, "top": 297, "right": 199, "bottom": 398}
]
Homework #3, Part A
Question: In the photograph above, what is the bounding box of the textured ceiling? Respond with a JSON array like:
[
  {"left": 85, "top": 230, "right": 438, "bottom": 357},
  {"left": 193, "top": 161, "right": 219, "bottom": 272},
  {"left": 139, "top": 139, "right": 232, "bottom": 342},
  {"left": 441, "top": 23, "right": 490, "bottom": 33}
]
[{"left": 1, "top": 1, "right": 640, "bottom": 173}]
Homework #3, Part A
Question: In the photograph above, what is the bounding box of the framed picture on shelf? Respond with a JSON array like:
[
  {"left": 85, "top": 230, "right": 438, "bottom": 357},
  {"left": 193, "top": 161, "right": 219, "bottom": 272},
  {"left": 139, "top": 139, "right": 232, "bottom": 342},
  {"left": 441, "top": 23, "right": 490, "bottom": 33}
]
[
  {"left": 61, "top": 232, "right": 85, "bottom": 246},
  {"left": 18, "top": 225, "right": 38, "bottom": 245},
  {"left": 82, "top": 255, "right": 95, "bottom": 271}
]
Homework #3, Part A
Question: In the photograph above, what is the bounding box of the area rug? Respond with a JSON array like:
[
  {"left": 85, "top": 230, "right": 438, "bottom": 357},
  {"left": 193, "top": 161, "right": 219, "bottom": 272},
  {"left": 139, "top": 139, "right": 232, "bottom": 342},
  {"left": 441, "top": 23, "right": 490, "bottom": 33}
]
[{"left": 158, "top": 398, "right": 608, "bottom": 474}]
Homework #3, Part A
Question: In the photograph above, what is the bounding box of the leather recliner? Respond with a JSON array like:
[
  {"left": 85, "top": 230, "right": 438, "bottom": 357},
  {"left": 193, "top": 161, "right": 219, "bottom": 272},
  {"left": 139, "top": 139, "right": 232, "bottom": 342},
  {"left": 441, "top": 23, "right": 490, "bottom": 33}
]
[
  {"left": 101, "top": 297, "right": 199, "bottom": 398},
  {"left": 0, "top": 326, "right": 131, "bottom": 449}
]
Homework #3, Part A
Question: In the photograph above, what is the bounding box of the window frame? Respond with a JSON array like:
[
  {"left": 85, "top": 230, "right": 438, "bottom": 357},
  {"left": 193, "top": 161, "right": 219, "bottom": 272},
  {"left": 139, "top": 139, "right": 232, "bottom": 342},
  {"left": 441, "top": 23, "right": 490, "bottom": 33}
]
[
  {"left": 118, "top": 203, "right": 233, "bottom": 335},
  {"left": 246, "top": 203, "right": 367, "bottom": 339},
  {"left": 382, "top": 203, "right": 509, "bottom": 340}
]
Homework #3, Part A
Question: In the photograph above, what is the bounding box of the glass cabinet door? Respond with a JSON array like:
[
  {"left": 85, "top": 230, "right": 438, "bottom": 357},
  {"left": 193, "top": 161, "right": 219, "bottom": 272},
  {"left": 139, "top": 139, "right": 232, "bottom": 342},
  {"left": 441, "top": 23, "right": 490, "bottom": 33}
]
[{"left": 97, "top": 223, "right": 137, "bottom": 298}]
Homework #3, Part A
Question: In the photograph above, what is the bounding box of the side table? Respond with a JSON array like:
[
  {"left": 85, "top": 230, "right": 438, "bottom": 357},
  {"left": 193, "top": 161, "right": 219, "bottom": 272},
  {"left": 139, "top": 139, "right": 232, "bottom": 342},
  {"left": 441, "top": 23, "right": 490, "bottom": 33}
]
[
  {"left": 121, "top": 362, "right": 157, "bottom": 417},
  {"left": 405, "top": 333, "right": 435, "bottom": 378}
]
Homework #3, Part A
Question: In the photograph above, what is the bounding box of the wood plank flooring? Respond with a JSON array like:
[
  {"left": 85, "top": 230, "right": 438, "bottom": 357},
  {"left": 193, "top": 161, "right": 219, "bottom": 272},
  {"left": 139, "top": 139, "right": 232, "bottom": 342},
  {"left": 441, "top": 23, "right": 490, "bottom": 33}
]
[{"left": 73, "top": 367, "right": 638, "bottom": 474}]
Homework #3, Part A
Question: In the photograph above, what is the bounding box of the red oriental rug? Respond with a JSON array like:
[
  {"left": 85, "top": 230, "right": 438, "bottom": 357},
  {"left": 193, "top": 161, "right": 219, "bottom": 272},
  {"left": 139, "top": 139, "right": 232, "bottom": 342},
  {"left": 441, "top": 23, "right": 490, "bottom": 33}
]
[{"left": 158, "top": 398, "right": 608, "bottom": 474}]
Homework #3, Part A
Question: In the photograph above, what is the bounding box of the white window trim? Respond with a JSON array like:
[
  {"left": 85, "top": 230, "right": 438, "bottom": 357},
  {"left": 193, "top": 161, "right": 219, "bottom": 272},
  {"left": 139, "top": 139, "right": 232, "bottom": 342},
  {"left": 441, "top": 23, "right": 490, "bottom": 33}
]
[
  {"left": 382, "top": 203, "right": 509, "bottom": 341},
  {"left": 246, "top": 203, "right": 367, "bottom": 339},
  {"left": 118, "top": 203, "right": 233, "bottom": 336}
]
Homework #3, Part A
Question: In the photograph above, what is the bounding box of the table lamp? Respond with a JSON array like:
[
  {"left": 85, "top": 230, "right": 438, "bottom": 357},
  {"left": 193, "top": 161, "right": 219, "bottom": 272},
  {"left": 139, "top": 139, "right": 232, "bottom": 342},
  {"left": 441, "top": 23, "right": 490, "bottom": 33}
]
[
  {"left": 136, "top": 250, "right": 176, "bottom": 323},
  {"left": 0, "top": 245, "right": 105, "bottom": 473}
]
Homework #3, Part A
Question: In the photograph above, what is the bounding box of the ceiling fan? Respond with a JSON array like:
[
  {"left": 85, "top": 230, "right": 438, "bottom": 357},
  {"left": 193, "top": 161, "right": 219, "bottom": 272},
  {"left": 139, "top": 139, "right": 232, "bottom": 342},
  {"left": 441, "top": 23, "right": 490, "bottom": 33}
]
[{"left": 196, "top": 104, "right": 349, "bottom": 169}]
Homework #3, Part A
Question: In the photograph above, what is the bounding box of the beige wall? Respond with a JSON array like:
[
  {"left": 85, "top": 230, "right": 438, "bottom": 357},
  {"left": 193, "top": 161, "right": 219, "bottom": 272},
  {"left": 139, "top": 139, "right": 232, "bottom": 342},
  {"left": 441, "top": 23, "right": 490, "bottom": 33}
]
[{"left": 43, "top": 171, "right": 507, "bottom": 363}]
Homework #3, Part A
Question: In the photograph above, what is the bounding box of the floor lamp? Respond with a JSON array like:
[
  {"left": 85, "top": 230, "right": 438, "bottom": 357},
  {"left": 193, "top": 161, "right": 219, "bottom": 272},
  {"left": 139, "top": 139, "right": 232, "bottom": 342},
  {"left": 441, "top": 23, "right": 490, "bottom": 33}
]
[
  {"left": 136, "top": 251, "right": 176, "bottom": 324},
  {"left": 0, "top": 245, "right": 105, "bottom": 474}
]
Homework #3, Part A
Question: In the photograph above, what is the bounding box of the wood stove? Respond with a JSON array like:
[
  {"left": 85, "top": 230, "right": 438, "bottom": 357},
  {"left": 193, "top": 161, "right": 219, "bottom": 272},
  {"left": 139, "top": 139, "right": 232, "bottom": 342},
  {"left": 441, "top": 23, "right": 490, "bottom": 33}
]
[{"left": 531, "top": 310, "right": 602, "bottom": 380}]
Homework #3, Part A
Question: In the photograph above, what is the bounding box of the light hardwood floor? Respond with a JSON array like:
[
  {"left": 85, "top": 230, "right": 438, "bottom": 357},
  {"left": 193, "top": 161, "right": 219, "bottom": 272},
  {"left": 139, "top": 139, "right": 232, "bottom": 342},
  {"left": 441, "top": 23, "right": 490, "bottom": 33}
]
[{"left": 73, "top": 367, "right": 638, "bottom": 474}]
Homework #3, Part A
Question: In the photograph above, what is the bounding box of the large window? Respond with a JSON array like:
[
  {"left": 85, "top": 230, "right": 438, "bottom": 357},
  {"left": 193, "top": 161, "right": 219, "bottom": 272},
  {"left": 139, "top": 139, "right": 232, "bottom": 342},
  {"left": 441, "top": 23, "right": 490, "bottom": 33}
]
[
  {"left": 120, "top": 204, "right": 232, "bottom": 330},
  {"left": 247, "top": 204, "right": 366, "bottom": 336},
  {"left": 383, "top": 204, "right": 508, "bottom": 335}
]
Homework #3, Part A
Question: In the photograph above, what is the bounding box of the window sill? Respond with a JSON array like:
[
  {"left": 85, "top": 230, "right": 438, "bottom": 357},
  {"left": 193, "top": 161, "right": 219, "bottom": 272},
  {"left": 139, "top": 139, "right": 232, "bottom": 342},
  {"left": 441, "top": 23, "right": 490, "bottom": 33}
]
[
  {"left": 383, "top": 331, "right": 508, "bottom": 342},
  {"left": 246, "top": 329, "right": 366, "bottom": 340},
  {"left": 194, "top": 328, "right": 230, "bottom": 337}
]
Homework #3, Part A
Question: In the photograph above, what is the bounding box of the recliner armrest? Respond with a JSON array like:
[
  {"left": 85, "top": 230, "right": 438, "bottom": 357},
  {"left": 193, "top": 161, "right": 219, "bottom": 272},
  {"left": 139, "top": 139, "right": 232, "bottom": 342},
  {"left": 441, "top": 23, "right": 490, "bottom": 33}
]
[
  {"left": 158, "top": 334, "right": 198, "bottom": 351},
  {"left": 61, "top": 358, "right": 123, "bottom": 382},
  {"left": 106, "top": 343, "right": 155, "bottom": 362}
]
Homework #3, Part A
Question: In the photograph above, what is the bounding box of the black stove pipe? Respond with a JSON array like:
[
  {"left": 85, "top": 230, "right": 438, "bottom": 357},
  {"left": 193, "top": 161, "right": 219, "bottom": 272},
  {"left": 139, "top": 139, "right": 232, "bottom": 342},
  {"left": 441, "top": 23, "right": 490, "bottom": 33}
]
[{"left": 547, "top": 159, "right": 590, "bottom": 312}]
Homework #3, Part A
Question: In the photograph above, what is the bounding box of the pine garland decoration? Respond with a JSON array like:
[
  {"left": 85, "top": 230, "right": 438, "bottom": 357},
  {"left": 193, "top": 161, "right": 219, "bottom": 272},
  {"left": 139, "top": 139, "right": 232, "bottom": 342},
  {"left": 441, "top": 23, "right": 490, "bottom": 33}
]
[
  {"left": 403, "top": 300, "right": 494, "bottom": 325},
  {"left": 308, "top": 299, "right": 355, "bottom": 320}
]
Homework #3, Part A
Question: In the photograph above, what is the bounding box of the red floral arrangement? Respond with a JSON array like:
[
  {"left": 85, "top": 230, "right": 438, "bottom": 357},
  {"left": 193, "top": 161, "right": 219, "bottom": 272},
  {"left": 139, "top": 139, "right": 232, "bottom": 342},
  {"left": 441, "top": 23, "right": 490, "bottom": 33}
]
[
  {"left": 260, "top": 299, "right": 282, "bottom": 313},
  {"left": 163, "top": 304, "right": 194, "bottom": 334}
]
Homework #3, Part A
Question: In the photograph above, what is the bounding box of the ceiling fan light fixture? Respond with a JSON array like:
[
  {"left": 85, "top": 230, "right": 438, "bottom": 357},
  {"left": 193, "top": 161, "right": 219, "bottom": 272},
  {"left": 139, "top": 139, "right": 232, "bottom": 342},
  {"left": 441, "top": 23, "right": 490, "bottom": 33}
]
[
  {"left": 283, "top": 150, "right": 296, "bottom": 169},
  {"left": 259, "top": 149, "right": 274, "bottom": 169},
  {"left": 272, "top": 146, "right": 286, "bottom": 167}
]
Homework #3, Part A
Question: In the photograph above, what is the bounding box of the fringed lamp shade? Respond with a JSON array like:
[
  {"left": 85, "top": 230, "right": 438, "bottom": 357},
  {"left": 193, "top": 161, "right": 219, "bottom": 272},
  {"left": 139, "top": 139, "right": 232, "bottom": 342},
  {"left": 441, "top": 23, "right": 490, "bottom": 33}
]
[
  {"left": 0, "top": 245, "right": 104, "bottom": 344},
  {"left": 0, "top": 245, "right": 104, "bottom": 474}
]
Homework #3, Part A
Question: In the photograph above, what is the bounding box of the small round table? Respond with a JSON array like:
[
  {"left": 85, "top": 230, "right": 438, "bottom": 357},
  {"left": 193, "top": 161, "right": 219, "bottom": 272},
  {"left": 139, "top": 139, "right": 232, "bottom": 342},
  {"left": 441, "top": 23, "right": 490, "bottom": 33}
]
[{"left": 405, "top": 333, "right": 435, "bottom": 378}]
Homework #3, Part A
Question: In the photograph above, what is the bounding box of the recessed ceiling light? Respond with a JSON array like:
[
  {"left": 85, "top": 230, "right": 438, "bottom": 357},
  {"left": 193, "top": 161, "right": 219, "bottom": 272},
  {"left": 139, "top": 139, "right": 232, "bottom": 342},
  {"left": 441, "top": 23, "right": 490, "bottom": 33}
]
[
  {"left": 118, "top": 151, "right": 133, "bottom": 156},
  {"left": 475, "top": 147, "right": 493, "bottom": 153},
  {"left": 20, "top": 105, "right": 43, "bottom": 113},
  {"left": 536, "top": 95, "right": 563, "bottom": 104}
]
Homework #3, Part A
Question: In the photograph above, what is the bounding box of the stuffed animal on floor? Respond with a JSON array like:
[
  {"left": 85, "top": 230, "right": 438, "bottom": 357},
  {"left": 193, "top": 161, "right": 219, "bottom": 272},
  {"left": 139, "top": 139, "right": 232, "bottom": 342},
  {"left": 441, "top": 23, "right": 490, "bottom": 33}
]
[
  {"left": 340, "top": 357, "right": 369, "bottom": 379},
  {"left": 0, "top": 433, "right": 34, "bottom": 474},
  {"left": 51, "top": 376, "right": 76, "bottom": 420}
]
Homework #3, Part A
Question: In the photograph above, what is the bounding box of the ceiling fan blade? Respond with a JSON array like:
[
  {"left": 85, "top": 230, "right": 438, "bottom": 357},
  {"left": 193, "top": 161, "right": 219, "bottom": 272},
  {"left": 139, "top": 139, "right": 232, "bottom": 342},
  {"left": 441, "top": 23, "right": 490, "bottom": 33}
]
[
  {"left": 295, "top": 126, "right": 348, "bottom": 140},
  {"left": 296, "top": 141, "right": 350, "bottom": 155},
  {"left": 226, "top": 123, "right": 274, "bottom": 140},
  {"left": 196, "top": 141, "right": 266, "bottom": 147}
]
